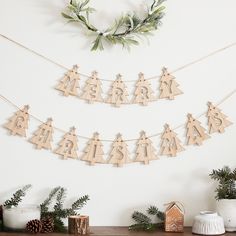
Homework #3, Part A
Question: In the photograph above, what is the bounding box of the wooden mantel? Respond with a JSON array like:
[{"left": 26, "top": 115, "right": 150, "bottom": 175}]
[{"left": 0, "top": 227, "right": 232, "bottom": 236}]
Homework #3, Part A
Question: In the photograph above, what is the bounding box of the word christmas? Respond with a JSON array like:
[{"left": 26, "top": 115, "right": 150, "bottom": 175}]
[{"left": 4, "top": 102, "right": 232, "bottom": 167}]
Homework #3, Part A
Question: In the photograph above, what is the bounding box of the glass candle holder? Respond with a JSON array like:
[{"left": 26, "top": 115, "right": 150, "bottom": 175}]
[{"left": 3, "top": 204, "right": 41, "bottom": 230}]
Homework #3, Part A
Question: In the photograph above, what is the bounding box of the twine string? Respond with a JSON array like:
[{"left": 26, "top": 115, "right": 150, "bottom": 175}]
[
  {"left": 0, "top": 33, "right": 236, "bottom": 83},
  {"left": 0, "top": 89, "right": 235, "bottom": 142}
]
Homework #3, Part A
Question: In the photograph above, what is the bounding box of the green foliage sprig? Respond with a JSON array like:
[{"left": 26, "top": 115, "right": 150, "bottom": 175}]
[
  {"left": 210, "top": 166, "right": 236, "bottom": 200},
  {"left": 62, "top": 0, "right": 165, "bottom": 51},
  {"left": 129, "top": 205, "right": 164, "bottom": 231},
  {"left": 40, "top": 187, "right": 89, "bottom": 232},
  {"left": 3, "top": 184, "right": 32, "bottom": 209}
]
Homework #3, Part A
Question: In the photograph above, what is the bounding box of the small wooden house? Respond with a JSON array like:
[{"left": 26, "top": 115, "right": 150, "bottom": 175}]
[{"left": 165, "top": 202, "right": 184, "bottom": 232}]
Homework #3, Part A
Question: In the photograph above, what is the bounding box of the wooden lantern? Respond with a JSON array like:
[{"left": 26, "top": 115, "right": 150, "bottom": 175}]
[
  {"left": 68, "top": 215, "right": 90, "bottom": 235},
  {"left": 165, "top": 202, "right": 184, "bottom": 232}
]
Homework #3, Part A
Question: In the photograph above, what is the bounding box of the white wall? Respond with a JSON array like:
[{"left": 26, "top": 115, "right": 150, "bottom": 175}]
[{"left": 0, "top": 0, "right": 236, "bottom": 226}]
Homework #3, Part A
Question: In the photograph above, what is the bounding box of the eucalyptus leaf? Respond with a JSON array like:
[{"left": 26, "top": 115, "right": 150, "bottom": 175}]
[{"left": 62, "top": 0, "right": 165, "bottom": 50}]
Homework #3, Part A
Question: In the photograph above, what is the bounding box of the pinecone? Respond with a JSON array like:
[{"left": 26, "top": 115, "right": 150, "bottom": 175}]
[
  {"left": 41, "top": 217, "right": 54, "bottom": 233},
  {"left": 26, "top": 219, "right": 42, "bottom": 234}
]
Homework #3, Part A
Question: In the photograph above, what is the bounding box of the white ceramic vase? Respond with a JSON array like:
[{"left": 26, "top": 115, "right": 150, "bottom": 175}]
[
  {"left": 192, "top": 211, "right": 225, "bottom": 235},
  {"left": 216, "top": 199, "right": 236, "bottom": 232}
]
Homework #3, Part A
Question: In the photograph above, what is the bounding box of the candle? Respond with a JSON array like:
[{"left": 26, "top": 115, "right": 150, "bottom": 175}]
[{"left": 3, "top": 205, "right": 40, "bottom": 230}]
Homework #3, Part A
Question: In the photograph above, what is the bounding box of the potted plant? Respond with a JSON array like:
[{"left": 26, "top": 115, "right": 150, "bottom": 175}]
[{"left": 210, "top": 166, "right": 236, "bottom": 232}]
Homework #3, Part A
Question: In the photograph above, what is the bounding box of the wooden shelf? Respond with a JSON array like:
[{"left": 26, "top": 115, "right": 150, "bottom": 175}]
[{"left": 0, "top": 227, "right": 231, "bottom": 235}]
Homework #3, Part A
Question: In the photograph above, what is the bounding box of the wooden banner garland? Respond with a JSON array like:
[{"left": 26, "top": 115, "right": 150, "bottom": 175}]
[
  {"left": 135, "top": 131, "right": 158, "bottom": 164},
  {"left": 56, "top": 65, "right": 80, "bottom": 97},
  {"left": 106, "top": 74, "right": 129, "bottom": 107},
  {"left": 159, "top": 67, "right": 183, "bottom": 100},
  {"left": 160, "top": 124, "right": 185, "bottom": 157},
  {"left": 207, "top": 102, "right": 233, "bottom": 133},
  {"left": 133, "top": 73, "right": 156, "bottom": 105},
  {"left": 80, "top": 71, "right": 103, "bottom": 103},
  {"left": 108, "top": 133, "right": 131, "bottom": 167},
  {"left": 81, "top": 132, "right": 105, "bottom": 165},
  {"left": 30, "top": 118, "right": 54, "bottom": 150},
  {"left": 56, "top": 67, "right": 181, "bottom": 107},
  {"left": 54, "top": 127, "right": 78, "bottom": 160},
  {"left": 186, "top": 114, "right": 210, "bottom": 145},
  {"left": 1, "top": 34, "right": 236, "bottom": 108},
  {"left": 4, "top": 105, "right": 29, "bottom": 137},
  {"left": 0, "top": 93, "right": 235, "bottom": 166}
]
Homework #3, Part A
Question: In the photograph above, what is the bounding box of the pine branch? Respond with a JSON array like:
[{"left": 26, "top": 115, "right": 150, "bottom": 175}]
[
  {"left": 71, "top": 195, "right": 90, "bottom": 213},
  {"left": 129, "top": 206, "right": 164, "bottom": 232},
  {"left": 40, "top": 186, "right": 61, "bottom": 214},
  {"left": 3, "top": 184, "right": 32, "bottom": 208},
  {"left": 54, "top": 187, "right": 66, "bottom": 212},
  {"left": 147, "top": 205, "right": 165, "bottom": 221},
  {"left": 147, "top": 205, "right": 159, "bottom": 215},
  {"left": 53, "top": 217, "right": 67, "bottom": 233},
  {"left": 40, "top": 186, "right": 89, "bottom": 232},
  {"left": 210, "top": 166, "right": 236, "bottom": 199},
  {"left": 129, "top": 223, "right": 155, "bottom": 231},
  {"left": 132, "top": 211, "right": 152, "bottom": 224}
]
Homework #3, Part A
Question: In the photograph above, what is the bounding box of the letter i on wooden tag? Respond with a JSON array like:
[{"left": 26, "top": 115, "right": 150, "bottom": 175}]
[
  {"left": 135, "top": 131, "right": 158, "bottom": 164},
  {"left": 81, "top": 132, "right": 105, "bottom": 165}
]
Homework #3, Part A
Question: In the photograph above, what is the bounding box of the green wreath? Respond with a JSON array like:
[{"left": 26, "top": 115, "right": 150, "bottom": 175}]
[{"left": 62, "top": 0, "right": 165, "bottom": 51}]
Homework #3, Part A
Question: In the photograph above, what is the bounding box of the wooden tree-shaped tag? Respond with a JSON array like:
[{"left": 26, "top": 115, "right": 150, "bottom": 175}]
[
  {"left": 133, "top": 73, "right": 155, "bottom": 105},
  {"left": 207, "top": 102, "right": 233, "bottom": 134},
  {"left": 135, "top": 131, "right": 158, "bottom": 164},
  {"left": 30, "top": 118, "right": 54, "bottom": 150},
  {"left": 56, "top": 65, "right": 80, "bottom": 96},
  {"left": 54, "top": 127, "right": 78, "bottom": 159},
  {"left": 106, "top": 74, "right": 129, "bottom": 107},
  {"left": 159, "top": 67, "right": 183, "bottom": 100},
  {"left": 4, "top": 105, "right": 30, "bottom": 137},
  {"left": 81, "top": 71, "right": 103, "bottom": 103},
  {"left": 108, "top": 133, "right": 130, "bottom": 167},
  {"left": 160, "top": 124, "right": 184, "bottom": 157},
  {"left": 186, "top": 113, "right": 210, "bottom": 145},
  {"left": 81, "top": 132, "right": 105, "bottom": 165}
]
